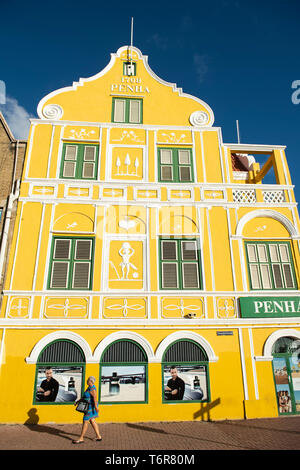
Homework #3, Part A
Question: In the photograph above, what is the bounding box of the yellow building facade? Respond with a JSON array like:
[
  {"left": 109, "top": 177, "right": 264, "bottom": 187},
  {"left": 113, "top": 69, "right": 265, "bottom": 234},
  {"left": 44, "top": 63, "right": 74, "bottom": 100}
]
[{"left": 0, "top": 45, "right": 300, "bottom": 424}]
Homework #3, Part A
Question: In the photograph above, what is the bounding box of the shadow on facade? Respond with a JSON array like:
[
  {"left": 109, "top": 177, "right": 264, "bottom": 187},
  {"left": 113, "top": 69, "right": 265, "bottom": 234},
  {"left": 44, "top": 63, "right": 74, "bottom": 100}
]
[
  {"left": 25, "top": 408, "right": 40, "bottom": 425},
  {"left": 193, "top": 398, "right": 221, "bottom": 421}
]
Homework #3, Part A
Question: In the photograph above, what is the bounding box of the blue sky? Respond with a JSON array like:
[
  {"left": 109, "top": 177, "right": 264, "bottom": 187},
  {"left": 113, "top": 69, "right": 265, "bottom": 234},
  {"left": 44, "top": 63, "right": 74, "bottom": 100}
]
[{"left": 0, "top": 0, "right": 299, "bottom": 202}]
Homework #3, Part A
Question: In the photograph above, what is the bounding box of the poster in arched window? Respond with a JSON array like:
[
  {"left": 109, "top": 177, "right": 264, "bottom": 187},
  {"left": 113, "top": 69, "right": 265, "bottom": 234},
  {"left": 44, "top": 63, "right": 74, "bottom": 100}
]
[
  {"left": 35, "top": 366, "right": 84, "bottom": 404},
  {"left": 100, "top": 365, "right": 147, "bottom": 403},
  {"left": 163, "top": 364, "right": 208, "bottom": 402}
]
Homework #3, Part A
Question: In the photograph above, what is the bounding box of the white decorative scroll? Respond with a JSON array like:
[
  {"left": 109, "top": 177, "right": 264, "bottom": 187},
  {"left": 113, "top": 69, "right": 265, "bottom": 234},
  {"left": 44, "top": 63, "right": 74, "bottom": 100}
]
[
  {"left": 42, "top": 104, "right": 63, "bottom": 120},
  {"left": 189, "top": 110, "right": 209, "bottom": 126},
  {"left": 118, "top": 217, "right": 136, "bottom": 230}
]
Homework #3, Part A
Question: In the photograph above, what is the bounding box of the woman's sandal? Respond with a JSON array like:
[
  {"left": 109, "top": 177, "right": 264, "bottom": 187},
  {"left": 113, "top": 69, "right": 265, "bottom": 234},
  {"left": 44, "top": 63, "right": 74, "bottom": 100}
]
[
  {"left": 95, "top": 438, "right": 102, "bottom": 441},
  {"left": 72, "top": 440, "right": 84, "bottom": 444}
]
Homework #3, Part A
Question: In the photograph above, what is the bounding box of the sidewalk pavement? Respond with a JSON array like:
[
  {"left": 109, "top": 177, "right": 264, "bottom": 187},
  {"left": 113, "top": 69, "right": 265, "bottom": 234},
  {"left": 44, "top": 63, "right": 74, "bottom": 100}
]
[{"left": 0, "top": 416, "right": 300, "bottom": 451}]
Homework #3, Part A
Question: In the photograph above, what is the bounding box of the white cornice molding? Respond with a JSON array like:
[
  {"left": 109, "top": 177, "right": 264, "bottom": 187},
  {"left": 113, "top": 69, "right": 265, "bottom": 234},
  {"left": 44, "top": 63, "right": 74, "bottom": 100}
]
[
  {"left": 223, "top": 143, "right": 287, "bottom": 151},
  {"left": 29, "top": 119, "right": 220, "bottom": 131}
]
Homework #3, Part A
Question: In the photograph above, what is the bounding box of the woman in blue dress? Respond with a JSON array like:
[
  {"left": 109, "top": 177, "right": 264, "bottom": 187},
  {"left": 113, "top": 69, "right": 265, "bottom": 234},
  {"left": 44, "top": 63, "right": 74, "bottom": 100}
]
[{"left": 73, "top": 376, "right": 102, "bottom": 444}]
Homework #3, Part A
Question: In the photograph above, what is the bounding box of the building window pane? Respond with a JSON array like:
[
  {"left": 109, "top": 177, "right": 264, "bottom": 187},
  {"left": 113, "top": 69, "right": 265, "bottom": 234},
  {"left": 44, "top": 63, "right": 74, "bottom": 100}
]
[
  {"left": 114, "top": 99, "right": 126, "bottom": 122},
  {"left": 272, "top": 264, "right": 284, "bottom": 288},
  {"left": 65, "top": 145, "right": 77, "bottom": 160},
  {"left": 61, "top": 143, "right": 98, "bottom": 180},
  {"left": 82, "top": 162, "right": 95, "bottom": 178},
  {"left": 158, "top": 148, "right": 193, "bottom": 183},
  {"left": 260, "top": 264, "right": 272, "bottom": 289},
  {"left": 129, "top": 100, "right": 140, "bottom": 123},
  {"left": 161, "top": 241, "right": 177, "bottom": 260},
  {"left": 245, "top": 241, "right": 297, "bottom": 291},
  {"left": 269, "top": 244, "right": 279, "bottom": 262},
  {"left": 181, "top": 241, "right": 197, "bottom": 260},
  {"left": 160, "top": 239, "right": 202, "bottom": 290},
  {"left": 75, "top": 240, "right": 92, "bottom": 260},
  {"left": 112, "top": 98, "right": 142, "bottom": 123},
  {"left": 179, "top": 166, "right": 191, "bottom": 182},
  {"left": 84, "top": 146, "right": 96, "bottom": 161},
  {"left": 182, "top": 263, "right": 199, "bottom": 288},
  {"left": 249, "top": 264, "right": 261, "bottom": 289},
  {"left": 257, "top": 245, "right": 268, "bottom": 262},
  {"left": 54, "top": 239, "right": 71, "bottom": 259},
  {"left": 49, "top": 238, "right": 93, "bottom": 290},
  {"left": 279, "top": 245, "right": 290, "bottom": 262},
  {"left": 162, "top": 263, "right": 178, "bottom": 288},
  {"left": 72, "top": 262, "right": 90, "bottom": 289},
  {"left": 51, "top": 262, "right": 69, "bottom": 288},
  {"left": 160, "top": 149, "right": 172, "bottom": 164},
  {"left": 178, "top": 150, "right": 190, "bottom": 164},
  {"left": 247, "top": 245, "right": 257, "bottom": 262},
  {"left": 63, "top": 161, "right": 76, "bottom": 178},
  {"left": 283, "top": 264, "right": 295, "bottom": 288},
  {"left": 161, "top": 166, "right": 173, "bottom": 181}
]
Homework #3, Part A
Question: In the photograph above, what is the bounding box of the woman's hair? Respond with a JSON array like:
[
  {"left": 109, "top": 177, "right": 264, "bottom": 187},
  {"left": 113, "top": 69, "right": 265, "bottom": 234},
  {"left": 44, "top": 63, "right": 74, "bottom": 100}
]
[{"left": 87, "top": 376, "right": 96, "bottom": 384}]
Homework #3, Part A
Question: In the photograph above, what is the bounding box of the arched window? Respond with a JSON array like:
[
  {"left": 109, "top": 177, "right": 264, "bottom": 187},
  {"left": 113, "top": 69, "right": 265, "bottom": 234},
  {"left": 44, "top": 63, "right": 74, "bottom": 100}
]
[
  {"left": 100, "top": 340, "right": 148, "bottom": 404},
  {"left": 272, "top": 337, "right": 300, "bottom": 356},
  {"left": 162, "top": 340, "right": 209, "bottom": 403},
  {"left": 34, "top": 340, "right": 85, "bottom": 405}
]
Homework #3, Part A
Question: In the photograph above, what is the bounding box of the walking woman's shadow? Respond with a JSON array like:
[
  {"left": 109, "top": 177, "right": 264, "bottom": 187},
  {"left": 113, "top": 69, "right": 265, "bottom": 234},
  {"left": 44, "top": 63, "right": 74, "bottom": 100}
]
[{"left": 24, "top": 408, "right": 78, "bottom": 442}]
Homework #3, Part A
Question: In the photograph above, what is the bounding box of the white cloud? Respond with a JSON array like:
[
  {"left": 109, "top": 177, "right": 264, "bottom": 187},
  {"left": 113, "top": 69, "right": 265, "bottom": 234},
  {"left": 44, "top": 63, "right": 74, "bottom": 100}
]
[
  {"left": 193, "top": 54, "right": 209, "bottom": 83},
  {"left": 0, "top": 95, "right": 35, "bottom": 140},
  {"left": 148, "top": 33, "right": 169, "bottom": 51},
  {"left": 180, "top": 15, "right": 193, "bottom": 33}
]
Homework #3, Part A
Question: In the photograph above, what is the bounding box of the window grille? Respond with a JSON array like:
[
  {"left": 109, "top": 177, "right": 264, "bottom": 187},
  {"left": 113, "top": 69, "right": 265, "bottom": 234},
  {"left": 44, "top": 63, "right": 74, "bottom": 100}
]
[
  {"left": 38, "top": 340, "right": 85, "bottom": 363},
  {"left": 101, "top": 340, "right": 147, "bottom": 363},
  {"left": 163, "top": 340, "right": 208, "bottom": 362}
]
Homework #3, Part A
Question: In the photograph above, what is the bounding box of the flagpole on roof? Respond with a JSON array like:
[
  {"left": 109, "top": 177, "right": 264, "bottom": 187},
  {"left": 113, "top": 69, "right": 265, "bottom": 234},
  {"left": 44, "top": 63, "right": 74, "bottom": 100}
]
[
  {"left": 236, "top": 119, "right": 241, "bottom": 144},
  {"left": 130, "top": 17, "right": 134, "bottom": 66}
]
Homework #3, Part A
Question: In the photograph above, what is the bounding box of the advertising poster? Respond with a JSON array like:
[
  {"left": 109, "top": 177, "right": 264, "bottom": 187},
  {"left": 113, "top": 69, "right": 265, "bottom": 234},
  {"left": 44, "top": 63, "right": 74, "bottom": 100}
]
[
  {"left": 35, "top": 366, "right": 83, "bottom": 403},
  {"left": 273, "top": 358, "right": 292, "bottom": 413},
  {"left": 100, "top": 365, "right": 146, "bottom": 402},
  {"left": 290, "top": 356, "right": 300, "bottom": 413},
  {"left": 163, "top": 365, "right": 208, "bottom": 402}
]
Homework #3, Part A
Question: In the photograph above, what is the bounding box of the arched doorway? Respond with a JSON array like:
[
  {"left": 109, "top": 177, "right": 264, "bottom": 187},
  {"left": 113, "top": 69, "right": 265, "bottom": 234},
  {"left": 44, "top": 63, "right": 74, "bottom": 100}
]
[{"left": 272, "top": 337, "right": 300, "bottom": 415}]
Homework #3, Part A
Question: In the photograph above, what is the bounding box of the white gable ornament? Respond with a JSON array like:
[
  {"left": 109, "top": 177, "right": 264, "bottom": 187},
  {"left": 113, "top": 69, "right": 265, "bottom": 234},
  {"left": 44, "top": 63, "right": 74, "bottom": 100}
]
[
  {"left": 42, "top": 104, "right": 64, "bottom": 120},
  {"left": 189, "top": 110, "right": 209, "bottom": 127}
]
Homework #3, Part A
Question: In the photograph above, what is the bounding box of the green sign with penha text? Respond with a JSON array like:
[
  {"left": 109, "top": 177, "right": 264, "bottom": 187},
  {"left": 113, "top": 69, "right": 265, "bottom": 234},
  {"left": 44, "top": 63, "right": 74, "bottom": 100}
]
[{"left": 239, "top": 297, "right": 300, "bottom": 318}]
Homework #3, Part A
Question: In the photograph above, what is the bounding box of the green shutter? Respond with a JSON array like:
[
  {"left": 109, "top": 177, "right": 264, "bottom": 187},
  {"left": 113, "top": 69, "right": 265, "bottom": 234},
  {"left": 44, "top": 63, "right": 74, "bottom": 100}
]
[
  {"left": 159, "top": 238, "right": 201, "bottom": 290},
  {"left": 49, "top": 237, "right": 94, "bottom": 290},
  {"left": 60, "top": 143, "right": 98, "bottom": 180},
  {"left": 112, "top": 98, "right": 143, "bottom": 123},
  {"left": 245, "top": 241, "right": 297, "bottom": 291},
  {"left": 158, "top": 148, "right": 194, "bottom": 182}
]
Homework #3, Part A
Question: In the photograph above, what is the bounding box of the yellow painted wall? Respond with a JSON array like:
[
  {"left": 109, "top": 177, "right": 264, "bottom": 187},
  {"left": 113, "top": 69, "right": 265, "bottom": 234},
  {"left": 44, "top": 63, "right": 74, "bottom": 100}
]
[{"left": 0, "top": 328, "right": 253, "bottom": 423}]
